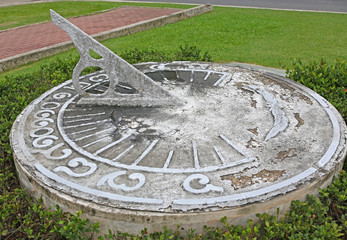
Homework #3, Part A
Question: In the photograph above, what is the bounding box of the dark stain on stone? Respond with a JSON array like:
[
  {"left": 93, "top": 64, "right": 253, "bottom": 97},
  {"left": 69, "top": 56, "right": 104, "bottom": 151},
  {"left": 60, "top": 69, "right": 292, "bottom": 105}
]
[
  {"left": 239, "top": 85, "right": 258, "bottom": 108},
  {"left": 250, "top": 98, "right": 257, "bottom": 108},
  {"left": 247, "top": 127, "right": 258, "bottom": 136},
  {"left": 246, "top": 137, "right": 257, "bottom": 148},
  {"left": 294, "top": 113, "right": 304, "bottom": 128},
  {"left": 260, "top": 75, "right": 295, "bottom": 92},
  {"left": 235, "top": 82, "right": 251, "bottom": 90},
  {"left": 275, "top": 148, "right": 297, "bottom": 161},
  {"left": 261, "top": 74, "right": 313, "bottom": 105},
  {"left": 221, "top": 169, "right": 285, "bottom": 190},
  {"left": 297, "top": 93, "right": 313, "bottom": 105}
]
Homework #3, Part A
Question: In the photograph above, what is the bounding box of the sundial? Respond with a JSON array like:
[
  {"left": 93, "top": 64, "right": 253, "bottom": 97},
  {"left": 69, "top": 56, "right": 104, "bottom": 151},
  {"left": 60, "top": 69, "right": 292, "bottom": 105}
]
[{"left": 11, "top": 10, "right": 347, "bottom": 234}]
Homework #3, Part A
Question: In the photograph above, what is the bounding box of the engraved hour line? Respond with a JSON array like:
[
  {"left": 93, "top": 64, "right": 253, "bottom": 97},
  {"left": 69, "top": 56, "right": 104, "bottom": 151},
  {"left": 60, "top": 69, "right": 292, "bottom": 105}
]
[
  {"left": 132, "top": 139, "right": 159, "bottom": 166},
  {"left": 163, "top": 150, "right": 174, "bottom": 168},
  {"left": 75, "top": 129, "right": 111, "bottom": 141},
  {"left": 64, "top": 117, "right": 93, "bottom": 124},
  {"left": 160, "top": 73, "right": 168, "bottom": 81},
  {"left": 204, "top": 71, "right": 211, "bottom": 80},
  {"left": 55, "top": 81, "right": 259, "bottom": 174},
  {"left": 94, "top": 132, "right": 132, "bottom": 156},
  {"left": 213, "top": 146, "right": 226, "bottom": 164},
  {"left": 118, "top": 84, "right": 133, "bottom": 90},
  {"left": 213, "top": 74, "right": 228, "bottom": 87},
  {"left": 83, "top": 136, "right": 109, "bottom": 148},
  {"left": 64, "top": 119, "right": 110, "bottom": 129},
  {"left": 95, "top": 84, "right": 108, "bottom": 90},
  {"left": 192, "top": 141, "right": 200, "bottom": 169},
  {"left": 64, "top": 112, "right": 106, "bottom": 119},
  {"left": 220, "top": 134, "right": 247, "bottom": 157},
  {"left": 65, "top": 108, "right": 93, "bottom": 112},
  {"left": 230, "top": 157, "right": 256, "bottom": 167},
  {"left": 112, "top": 145, "right": 134, "bottom": 162},
  {"left": 69, "top": 127, "right": 98, "bottom": 135}
]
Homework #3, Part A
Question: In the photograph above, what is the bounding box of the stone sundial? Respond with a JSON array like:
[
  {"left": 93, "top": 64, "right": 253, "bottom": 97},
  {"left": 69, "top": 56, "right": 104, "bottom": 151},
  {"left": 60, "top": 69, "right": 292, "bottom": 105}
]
[{"left": 11, "top": 10, "right": 347, "bottom": 234}]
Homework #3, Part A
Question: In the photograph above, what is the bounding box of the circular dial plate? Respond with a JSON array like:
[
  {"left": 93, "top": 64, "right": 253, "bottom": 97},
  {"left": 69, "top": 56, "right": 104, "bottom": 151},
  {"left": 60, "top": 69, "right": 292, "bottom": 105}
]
[{"left": 13, "top": 62, "right": 345, "bottom": 212}]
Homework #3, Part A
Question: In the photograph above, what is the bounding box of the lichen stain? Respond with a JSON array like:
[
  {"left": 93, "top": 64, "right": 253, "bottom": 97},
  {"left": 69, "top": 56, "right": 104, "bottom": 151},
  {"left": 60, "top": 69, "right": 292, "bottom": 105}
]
[
  {"left": 221, "top": 169, "right": 285, "bottom": 190},
  {"left": 294, "top": 113, "right": 304, "bottom": 128},
  {"left": 275, "top": 148, "right": 297, "bottom": 161}
]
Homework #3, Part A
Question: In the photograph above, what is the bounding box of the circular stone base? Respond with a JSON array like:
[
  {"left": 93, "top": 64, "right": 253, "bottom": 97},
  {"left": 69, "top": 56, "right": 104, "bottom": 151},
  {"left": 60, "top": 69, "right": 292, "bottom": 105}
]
[{"left": 11, "top": 62, "right": 347, "bottom": 235}]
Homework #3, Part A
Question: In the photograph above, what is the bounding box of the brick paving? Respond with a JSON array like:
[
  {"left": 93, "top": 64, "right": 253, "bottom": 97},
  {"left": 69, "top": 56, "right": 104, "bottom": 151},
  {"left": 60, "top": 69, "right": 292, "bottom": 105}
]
[{"left": 0, "top": 7, "right": 180, "bottom": 60}]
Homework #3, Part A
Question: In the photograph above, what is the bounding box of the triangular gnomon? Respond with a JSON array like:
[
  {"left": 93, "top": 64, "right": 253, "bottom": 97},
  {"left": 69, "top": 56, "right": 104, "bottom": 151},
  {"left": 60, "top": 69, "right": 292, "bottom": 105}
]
[{"left": 50, "top": 10, "right": 180, "bottom": 107}]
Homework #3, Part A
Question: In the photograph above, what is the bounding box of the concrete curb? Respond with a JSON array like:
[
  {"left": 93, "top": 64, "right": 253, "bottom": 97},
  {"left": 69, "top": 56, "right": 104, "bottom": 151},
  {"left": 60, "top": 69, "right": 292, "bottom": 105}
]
[{"left": 0, "top": 4, "right": 212, "bottom": 72}]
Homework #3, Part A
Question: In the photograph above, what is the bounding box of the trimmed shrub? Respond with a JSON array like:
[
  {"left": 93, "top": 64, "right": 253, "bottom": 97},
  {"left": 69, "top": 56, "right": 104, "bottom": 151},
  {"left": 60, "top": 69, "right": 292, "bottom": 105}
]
[{"left": 284, "top": 59, "right": 346, "bottom": 122}]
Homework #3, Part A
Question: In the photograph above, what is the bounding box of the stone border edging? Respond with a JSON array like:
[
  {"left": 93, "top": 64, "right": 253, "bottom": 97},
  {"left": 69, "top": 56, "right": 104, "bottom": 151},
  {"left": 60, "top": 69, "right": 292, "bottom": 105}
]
[{"left": 0, "top": 4, "right": 212, "bottom": 72}]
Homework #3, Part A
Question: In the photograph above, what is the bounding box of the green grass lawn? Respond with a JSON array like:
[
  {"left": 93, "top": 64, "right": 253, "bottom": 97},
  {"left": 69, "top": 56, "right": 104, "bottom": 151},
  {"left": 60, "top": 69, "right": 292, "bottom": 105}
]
[
  {"left": 103, "top": 7, "right": 347, "bottom": 67},
  {"left": 1, "top": 3, "right": 346, "bottom": 81}
]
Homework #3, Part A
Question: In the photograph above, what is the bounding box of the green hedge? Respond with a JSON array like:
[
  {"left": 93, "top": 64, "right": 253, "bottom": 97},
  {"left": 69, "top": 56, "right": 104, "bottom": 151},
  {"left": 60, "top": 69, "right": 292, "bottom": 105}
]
[
  {"left": 284, "top": 59, "right": 346, "bottom": 122},
  {"left": 0, "top": 52, "right": 346, "bottom": 239}
]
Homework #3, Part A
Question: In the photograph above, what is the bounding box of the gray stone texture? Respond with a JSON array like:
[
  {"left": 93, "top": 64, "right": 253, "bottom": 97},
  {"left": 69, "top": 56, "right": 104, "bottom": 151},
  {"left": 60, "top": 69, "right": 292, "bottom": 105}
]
[{"left": 11, "top": 62, "right": 347, "bottom": 234}]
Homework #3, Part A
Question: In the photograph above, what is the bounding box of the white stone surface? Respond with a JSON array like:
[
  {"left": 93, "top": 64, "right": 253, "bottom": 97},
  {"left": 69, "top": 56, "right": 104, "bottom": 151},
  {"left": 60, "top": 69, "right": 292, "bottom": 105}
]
[{"left": 11, "top": 62, "right": 347, "bottom": 234}]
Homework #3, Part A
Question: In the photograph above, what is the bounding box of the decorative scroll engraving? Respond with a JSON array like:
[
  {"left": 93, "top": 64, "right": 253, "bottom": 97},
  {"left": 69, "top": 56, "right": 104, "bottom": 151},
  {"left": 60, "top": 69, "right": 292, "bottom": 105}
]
[
  {"left": 30, "top": 124, "right": 57, "bottom": 149},
  {"left": 53, "top": 92, "right": 72, "bottom": 100},
  {"left": 30, "top": 127, "right": 54, "bottom": 137},
  {"left": 41, "top": 102, "right": 61, "bottom": 110},
  {"left": 53, "top": 158, "right": 97, "bottom": 177},
  {"left": 30, "top": 103, "right": 59, "bottom": 144},
  {"left": 31, "top": 118, "right": 54, "bottom": 128},
  {"left": 30, "top": 100, "right": 73, "bottom": 159},
  {"left": 34, "top": 109, "right": 55, "bottom": 118},
  {"left": 97, "top": 171, "right": 145, "bottom": 191},
  {"left": 32, "top": 143, "right": 72, "bottom": 160},
  {"left": 50, "top": 10, "right": 179, "bottom": 107},
  {"left": 183, "top": 174, "right": 224, "bottom": 194},
  {"left": 32, "top": 135, "right": 59, "bottom": 148}
]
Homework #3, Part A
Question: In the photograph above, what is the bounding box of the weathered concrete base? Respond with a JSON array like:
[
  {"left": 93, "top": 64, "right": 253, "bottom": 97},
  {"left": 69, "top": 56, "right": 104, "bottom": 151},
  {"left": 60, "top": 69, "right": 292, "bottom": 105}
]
[
  {"left": 0, "top": 4, "right": 212, "bottom": 72},
  {"left": 14, "top": 152, "right": 344, "bottom": 235}
]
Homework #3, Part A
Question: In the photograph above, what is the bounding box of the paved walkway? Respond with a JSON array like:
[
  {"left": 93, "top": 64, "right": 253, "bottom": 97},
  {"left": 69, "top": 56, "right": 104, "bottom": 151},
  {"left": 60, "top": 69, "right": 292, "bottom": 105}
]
[{"left": 0, "top": 7, "right": 180, "bottom": 61}]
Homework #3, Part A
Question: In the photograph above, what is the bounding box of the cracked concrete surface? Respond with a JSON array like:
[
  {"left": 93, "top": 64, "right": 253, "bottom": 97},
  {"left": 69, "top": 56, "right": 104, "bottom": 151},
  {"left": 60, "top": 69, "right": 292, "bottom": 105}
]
[{"left": 11, "top": 62, "right": 347, "bottom": 234}]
